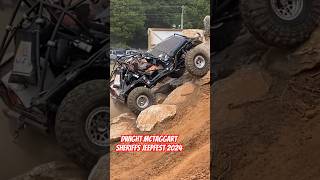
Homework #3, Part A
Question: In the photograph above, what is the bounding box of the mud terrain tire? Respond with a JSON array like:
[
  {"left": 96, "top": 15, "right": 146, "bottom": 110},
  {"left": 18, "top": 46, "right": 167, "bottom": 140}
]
[
  {"left": 127, "top": 87, "right": 155, "bottom": 115},
  {"left": 55, "top": 80, "right": 108, "bottom": 169},
  {"left": 185, "top": 44, "right": 210, "bottom": 77},
  {"left": 241, "top": 0, "right": 320, "bottom": 47}
]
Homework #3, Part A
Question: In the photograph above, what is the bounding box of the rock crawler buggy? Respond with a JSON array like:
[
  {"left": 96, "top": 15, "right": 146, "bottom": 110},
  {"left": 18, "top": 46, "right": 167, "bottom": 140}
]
[
  {"left": 213, "top": 0, "right": 320, "bottom": 52},
  {"left": 0, "top": 0, "right": 108, "bottom": 168},
  {"left": 110, "top": 34, "right": 210, "bottom": 115}
]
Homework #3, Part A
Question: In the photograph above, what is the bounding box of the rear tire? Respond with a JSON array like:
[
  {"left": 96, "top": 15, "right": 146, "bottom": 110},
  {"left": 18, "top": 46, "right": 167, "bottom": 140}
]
[
  {"left": 55, "top": 80, "right": 108, "bottom": 169},
  {"left": 185, "top": 44, "right": 210, "bottom": 77},
  {"left": 127, "top": 87, "right": 155, "bottom": 115},
  {"left": 241, "top": 0, "right": 320, "bottom": 47}
]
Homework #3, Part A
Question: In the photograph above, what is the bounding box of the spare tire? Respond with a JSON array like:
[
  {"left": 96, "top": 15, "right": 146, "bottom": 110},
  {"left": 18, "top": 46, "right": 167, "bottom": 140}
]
[
  {"left": 241, "top": 0, "right": 320, "bottom": 47},
  {"left": 185, "top": 43, "right": 210, "bottom": 77}
]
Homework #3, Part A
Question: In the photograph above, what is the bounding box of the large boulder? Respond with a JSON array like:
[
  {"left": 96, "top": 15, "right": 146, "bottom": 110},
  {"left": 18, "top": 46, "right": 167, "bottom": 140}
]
[
  {"left": 110, "top": 113, "right": 136, "bottom": 142},
  {"left": 136, "top": 104, "right": 177, "bottom": 131},
  {"left": 111, "top": 113, "right": 136, "bottom": 124},
  {"left": 163, "top": 82, "right": 196, "bottom": 105},
  {"left": 10, "top": 161, "right": 87, "bottom": 180}
]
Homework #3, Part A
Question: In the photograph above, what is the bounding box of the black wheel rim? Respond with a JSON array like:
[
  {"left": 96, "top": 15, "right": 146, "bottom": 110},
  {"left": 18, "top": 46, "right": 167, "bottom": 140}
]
[{"left": 85, "top": 106, "right": 109, "bottom": 147}]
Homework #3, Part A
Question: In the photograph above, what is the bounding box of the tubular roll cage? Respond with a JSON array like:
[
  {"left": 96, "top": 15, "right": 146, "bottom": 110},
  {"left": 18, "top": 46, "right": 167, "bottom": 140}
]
[{"left": 0, "top": 0, "right": 108, "bottom": 129}]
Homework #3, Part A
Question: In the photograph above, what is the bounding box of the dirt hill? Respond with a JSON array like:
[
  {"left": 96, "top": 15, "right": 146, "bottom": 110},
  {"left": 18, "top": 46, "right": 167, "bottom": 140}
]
[
  {"left": 110, "top": 82, "right": 210, "bottom": 180},
  {"left": 213, "top": 28, "right": 320, "bottom": 180}
]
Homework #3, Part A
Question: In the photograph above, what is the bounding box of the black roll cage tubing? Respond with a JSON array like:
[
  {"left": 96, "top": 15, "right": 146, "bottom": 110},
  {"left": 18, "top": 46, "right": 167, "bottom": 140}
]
[
  {"left": 0, "top": 0, "right": 107, "bottom": 127},
  {"left": 0, "top": 0, "right": 106, "bottom": 90}
]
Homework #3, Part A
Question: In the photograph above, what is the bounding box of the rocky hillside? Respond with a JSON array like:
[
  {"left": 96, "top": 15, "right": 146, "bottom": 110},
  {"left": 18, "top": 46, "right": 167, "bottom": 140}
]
[
  {"left": 107, "top": 72, "right": 210, "bottom": 180},
  {"left": 213, "top": 28, "right": 320, "bottom": 180}
]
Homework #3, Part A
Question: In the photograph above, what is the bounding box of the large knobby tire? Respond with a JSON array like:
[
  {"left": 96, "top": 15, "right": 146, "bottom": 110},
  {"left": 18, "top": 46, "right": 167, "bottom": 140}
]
[
  {"left": 241, "top": 0, "right": 320, "bottom": 47},
  {"left": 185, "top": 43, "right": 210, "bottom": 77},
  {"left": 127, "top": 87, "right": 155, "bottom": 115},
  {"left": 55, "top": 80, "right": 108, "bottom": 169},
  {"left": 212, "top": 18, "right": 242, "bottom": 52}
]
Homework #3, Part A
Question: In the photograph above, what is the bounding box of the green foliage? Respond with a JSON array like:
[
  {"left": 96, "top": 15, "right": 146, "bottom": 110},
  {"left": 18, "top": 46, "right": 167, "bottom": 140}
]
[
  {"left": 111, "top": 0, "right": 210, "bottom": 48},
  {"left": 110, "top": 0, "right": 146, "bottom": 46},
  {"left": 184, "top": 0, "right": 210, "bottom": 29}
]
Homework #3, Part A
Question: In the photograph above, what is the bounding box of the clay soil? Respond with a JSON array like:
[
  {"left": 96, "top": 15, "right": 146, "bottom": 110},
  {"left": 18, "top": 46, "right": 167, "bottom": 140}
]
[{"left": 110, "top": 84, "right": 210, "bottom": 180}]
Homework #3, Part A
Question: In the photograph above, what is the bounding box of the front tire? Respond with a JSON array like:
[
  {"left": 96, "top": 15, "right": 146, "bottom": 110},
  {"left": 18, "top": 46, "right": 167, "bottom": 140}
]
[
  {"left": 185, "top": 43, "right": 210, "bottom": 77},
  {"left": 241, "top": 0, "right": 320, "bottom": 47},
  {"left": 55, "top": 80, "right": 109, "bottom": 169},
  {"left": 127, "top": 87, "right": 155, "bottom": 115}
]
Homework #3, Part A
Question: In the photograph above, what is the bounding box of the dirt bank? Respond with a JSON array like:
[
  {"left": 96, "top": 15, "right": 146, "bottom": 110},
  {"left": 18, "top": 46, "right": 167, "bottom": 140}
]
[
  {"left": 213, "top": 28, "right": 320, "bottom": 180},
  {"left": 110, "top": 83, "right": 210, "bottom": 180}
]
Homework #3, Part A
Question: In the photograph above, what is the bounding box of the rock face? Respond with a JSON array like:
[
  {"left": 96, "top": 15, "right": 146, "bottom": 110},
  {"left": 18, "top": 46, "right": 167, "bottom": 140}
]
[
  {"left": 136, "top": 104, "right": 177, "bottom": 131},
  {"left": 163, "top": 82, "right": 196, "bottom": 105},
  {"left": 110, "top": 113, "right": 136, "bottom": 142},
  {"left": 88, "top": 155, "right": 108, "bottom": 180},
  {"left": 111, "top": 113, "right": 136, "bottom": 124},
  {"left": 10, "top": 161, "right": 87, "bottom": 180},
  {"left": 111, "top": 121, "right": 135, "bottom": 142}
]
